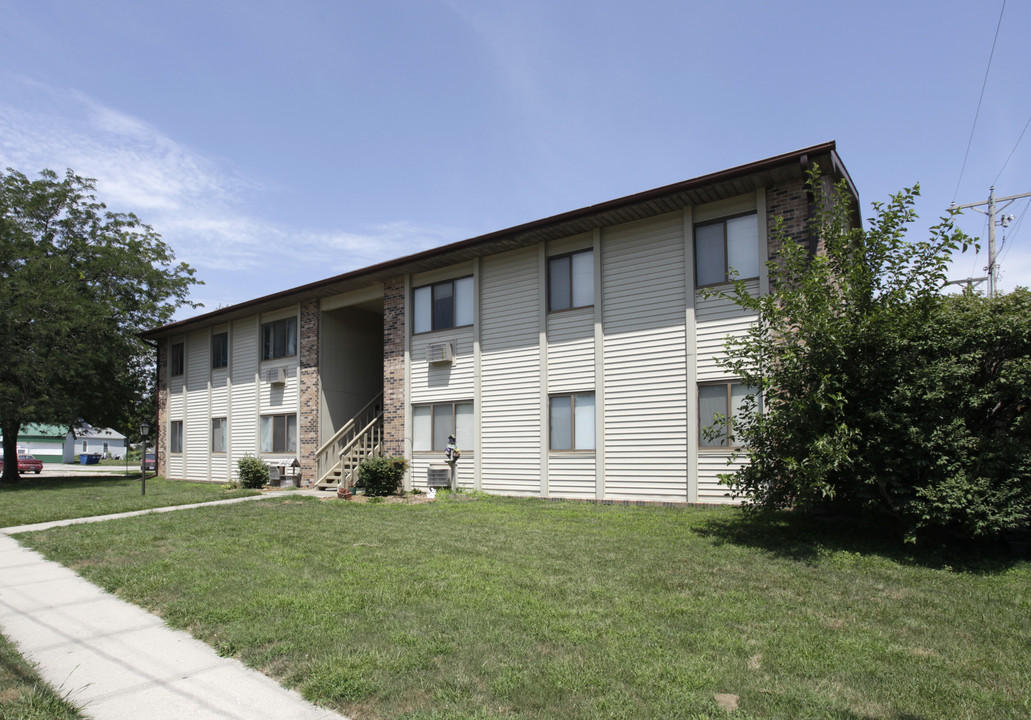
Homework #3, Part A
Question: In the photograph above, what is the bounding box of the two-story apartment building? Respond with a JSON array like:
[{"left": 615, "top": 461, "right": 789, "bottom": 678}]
[{"left": 143, "top": 142, "right": 858, "bottom": 503}]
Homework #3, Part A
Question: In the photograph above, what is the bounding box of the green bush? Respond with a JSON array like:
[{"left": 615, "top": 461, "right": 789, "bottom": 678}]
[
  {"left": 236, "top": 455, "right": 269, "bottom": 489},
  {"left": 356, "top": 456, "right": 408, "bottom": 497}
]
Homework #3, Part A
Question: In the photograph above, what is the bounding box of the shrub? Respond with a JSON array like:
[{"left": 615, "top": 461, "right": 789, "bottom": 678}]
[
  {"left": 356, "top": 456, "right": 408, "bottom": 497},
  {"left": 236, "top": 455, "right": 269, "bottom": 489}
]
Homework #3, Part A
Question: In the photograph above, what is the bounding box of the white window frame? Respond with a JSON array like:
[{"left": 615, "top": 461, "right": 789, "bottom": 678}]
[
  {"left": 413, "top": 276, "right": 474, "bottom": 334},
  {"left": 170, "top": 342, "right": 185, "bottom": 377},
  {"left": 549, "top": 392, "right": 596, "bottom": 451},
  {"left": 547, "top": 249, "right": 594, "bottom": 312},
  {"left": 698, "top": 381, "right": 757, "bottom": 449},
  {"left": 695, "top": 212, "right": 760, "bottom": 287},
  {"left": 412, "top": 401, "right": 474, "bottom": 452},
  {"left": 170, "top": 420, "right": 184, "bottom": 454},
  {"left": 260, "top": 414, "right": 297, "bottom": 454},
  {"left": 211, "top": 418, "right": 227, "bottom": 453},
  {"left": 261, "top": 317, "right": 297, "bottom": 361},
  {"left": 211, "top": 332, "right": 228, "bottom": 369}
]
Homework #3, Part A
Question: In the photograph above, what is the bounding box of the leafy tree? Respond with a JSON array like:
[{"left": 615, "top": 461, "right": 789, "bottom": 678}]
[
  {"left": 710, "top": 168, "right": 1030, "bottom": 541},
  {"left": 0, "top": 168, "right": 198, "bottom": 483},
  {"left": 886, "top": 289, "right": 1031, "bottom": 540}
]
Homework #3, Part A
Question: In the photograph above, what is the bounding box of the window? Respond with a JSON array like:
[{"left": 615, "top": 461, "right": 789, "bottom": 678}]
[
  {"left": 262, "top": 317, "right": 297, "bottom": 361},
  {"left": 698, "top": 382, "right": 758, "bottom": 448},
  {"left": 695, "top": 213, "right": 759, "bottom": 287},
  {"left": 549, "top": 393, "right": 595, "bottom": 450},
  {"left": 170, "top": 421, "right": 184, "bottom": 453},
  {"left": 260, "top": 414, "right": 296, "bottom": 453},
  {"left": 212, "top": 332, "right": 228, "bottom": 369},
  {"left": 548, "top": 249, "right": 594, "bottom": 312},
  {"left": 412, "top": 402, "right": 474, "bottom": 452},
  {"left": 413, "top": 277, "right": 474, "bottom": 333},
  {"left": 171, "top": 342, "right": 185, "bottom": 376},
  {"left": 212, "top": 418, "right": 227, "bottom": 453}
]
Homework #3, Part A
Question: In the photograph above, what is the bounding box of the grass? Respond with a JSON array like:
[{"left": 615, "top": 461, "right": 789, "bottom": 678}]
[
  {"left": 0, "top": 474, "right": 259, "bottom": 527},
  {"left": 12, "top": 493, "right": 1030, "bottom": 719},
  {"left": 0, "top": 632, "right": 83, "bottom": 720}
]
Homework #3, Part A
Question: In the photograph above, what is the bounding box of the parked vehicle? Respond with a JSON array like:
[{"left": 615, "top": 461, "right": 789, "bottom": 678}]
[
  {"left": 0, "top": 455, "right": 43, "bottom": 474},
  {"left": 142, "top": 453, "right": 156, "bottom": 472}
]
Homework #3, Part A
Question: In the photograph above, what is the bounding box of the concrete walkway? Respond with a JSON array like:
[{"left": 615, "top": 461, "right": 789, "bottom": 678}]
[{"left": 0, "top": 491, "right": 348, "bottom": 720}]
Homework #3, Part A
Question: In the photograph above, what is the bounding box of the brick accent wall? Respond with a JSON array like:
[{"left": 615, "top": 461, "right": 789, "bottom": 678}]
[
  {"left": 155, "top": 339, "right": 167, "bottom": 478},
  {"left": 765, "top": 177, "right": 809, "bottom": 262},
  {"left": 383, "top": 276, "right": 406, "bottom": 456},
  {"left": 299, "top": 300, "right": 320, "bottom": 486}
]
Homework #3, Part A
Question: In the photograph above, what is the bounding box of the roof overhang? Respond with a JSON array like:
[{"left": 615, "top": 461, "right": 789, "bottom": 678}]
[{"left": 144, "top": 141, "right": 855, "bottom": 339}]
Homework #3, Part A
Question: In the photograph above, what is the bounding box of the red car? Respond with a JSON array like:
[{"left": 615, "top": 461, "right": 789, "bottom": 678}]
[{"left": 0, "top": 455, "right": 44, "bottom": 474}]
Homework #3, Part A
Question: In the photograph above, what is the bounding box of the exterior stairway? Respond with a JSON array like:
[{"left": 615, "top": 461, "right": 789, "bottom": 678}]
[{"left": 314, "top": 392, "right": 384, "bottom": 490}]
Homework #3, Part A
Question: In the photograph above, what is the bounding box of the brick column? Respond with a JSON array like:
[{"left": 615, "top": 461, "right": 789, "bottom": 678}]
[
  {"left": 383, "top": 276, "right": 406, "bottom": 456},
  {"left": 155, "top": 340, "right": 168, "bottom": 478},
  {"left": 299, "top": 299, "right": 320, "bottom": 485}
]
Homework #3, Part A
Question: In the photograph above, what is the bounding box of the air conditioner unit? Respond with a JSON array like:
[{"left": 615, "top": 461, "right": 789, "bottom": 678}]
[
  {"left": 266, "top": 368, "right": 287, "bottom": 384},
  {"left": 427, "top": 464, "right": 452, "bottom": 488},
  {"left": 426, "top": 342, "right": 454, "bottom": 364}
]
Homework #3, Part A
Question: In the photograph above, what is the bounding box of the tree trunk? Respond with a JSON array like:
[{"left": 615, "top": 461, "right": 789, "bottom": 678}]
[{"left": 1, "top": 419, "right": 21, "bottom": 484}]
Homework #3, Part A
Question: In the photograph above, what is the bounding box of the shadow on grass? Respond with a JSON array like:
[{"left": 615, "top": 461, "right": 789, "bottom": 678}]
[
  {"left": 691, "top": 506, "right": 1023, "bottom": 575},
  {"left": 0, "top": 474, "right": 144, "bottom": 493}
]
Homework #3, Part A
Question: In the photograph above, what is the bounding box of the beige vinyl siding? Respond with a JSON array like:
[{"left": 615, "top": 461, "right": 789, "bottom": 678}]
[
  {"left": 259, "top": 363, "right": 298, "bottom": 414},
  {"left": 410, "top": 328, "right": 475, "bottom": 403},
  {"left": 602, "top": 212, "right": 688, "bottom": 501},
  {"left": 480, "top": 246, "right": 541, "bottom": 495},
  {"left": 697, "top": 453, "right": 746, "bottom": 504},
  {"left": 185, "top": 330, "right": 209, "bottom": 480},
  {"left": 695, "top": 279, "right": 759, "bottom": 381},
  {"left": 546, "top": 307, "right": 594, "bottom": 392},
  {"left": 230, "top": 317, "right": 259, "bottom": 479},
  {"left": 547, "top": 454, "right": 596, "bottom": 498}
]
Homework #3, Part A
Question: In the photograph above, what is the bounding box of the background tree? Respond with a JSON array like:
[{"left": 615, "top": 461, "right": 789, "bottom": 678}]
[
  {"left": 0, "top": 168, "right": 198, "bottom": 483},
  {"left": 712, "top": 169, "right": 1029, "bottom": 543}
]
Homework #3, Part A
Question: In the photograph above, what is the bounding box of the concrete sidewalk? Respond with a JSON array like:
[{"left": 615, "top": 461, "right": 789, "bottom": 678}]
[{"left": 0, "top": 492, "right": 348, "bottom": 720}]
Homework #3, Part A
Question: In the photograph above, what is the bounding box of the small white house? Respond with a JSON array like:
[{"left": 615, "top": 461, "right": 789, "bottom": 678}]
[{"left": 65, "top": 427, "right": 128, "bottom": 461}]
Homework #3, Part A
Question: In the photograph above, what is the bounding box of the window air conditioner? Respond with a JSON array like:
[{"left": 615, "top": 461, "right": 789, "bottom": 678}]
[
  {"left": 427, "top": 465, "right": 451, "bottom": 488},
  {"left": 426, "top": 342, "right": 455, "bottom": 364},
  {"left": 267, "top": 368, "right": 287, "bottom": 384}
]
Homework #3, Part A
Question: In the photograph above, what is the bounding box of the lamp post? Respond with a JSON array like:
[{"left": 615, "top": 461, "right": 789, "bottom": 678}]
[{"left": 139, "top": 422, "right": 150, "bottom": 496}]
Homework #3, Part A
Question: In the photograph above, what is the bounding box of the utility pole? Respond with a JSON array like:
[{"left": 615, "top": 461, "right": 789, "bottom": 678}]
[{"left": 952, "top": 188, "right": 1031, "bottom": 297}]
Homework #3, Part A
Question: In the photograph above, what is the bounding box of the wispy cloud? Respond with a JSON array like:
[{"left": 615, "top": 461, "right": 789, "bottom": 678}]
[{"left": 0, "top": 75, "right": 459, "bottom": 311}]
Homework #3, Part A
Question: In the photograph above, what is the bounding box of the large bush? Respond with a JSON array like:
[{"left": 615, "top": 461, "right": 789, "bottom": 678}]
[
  {"left": 236, "top": 455, "right": 269, "bottom": 489},
  {"left": 356, "top": 456, "right": 408, "bottom": 497},
  {"left": 881, "top": 289, "right": 1031, "bottom": 540},
  {"left": 713, "top": 169, "right": 1029, "bottom": 542}
]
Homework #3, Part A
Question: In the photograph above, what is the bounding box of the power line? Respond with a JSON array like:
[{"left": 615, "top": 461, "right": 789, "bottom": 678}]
[
  {"left": 993, "top": 113, "right": 1031, "bottom": 186},
  {"left": 952, "top": 0, "right": 1007, "bottom": 204},
  {"left": 998, "top": 197, "right": 1030, "bottom": 264}
]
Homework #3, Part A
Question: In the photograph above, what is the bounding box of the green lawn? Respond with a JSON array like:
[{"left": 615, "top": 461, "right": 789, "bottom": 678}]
[
  {"left": 0, "top": 632, "right": 83, "bottom": 720},
  {"left": 14, "top": 493, "right": 1030, "bottom": 719},
  {"left": 0, "top": 475, "right": 259, "bottom": 527}
]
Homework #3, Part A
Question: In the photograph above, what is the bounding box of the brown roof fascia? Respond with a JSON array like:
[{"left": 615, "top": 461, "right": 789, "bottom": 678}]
[{"left": 144, "top": 141, "right": 851, "bottom": 338}]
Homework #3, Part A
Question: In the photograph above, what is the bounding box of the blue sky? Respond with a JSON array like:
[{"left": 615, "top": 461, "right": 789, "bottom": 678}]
[{"left": 2, "top": 1, "right": 1029, "bottom": 318}]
